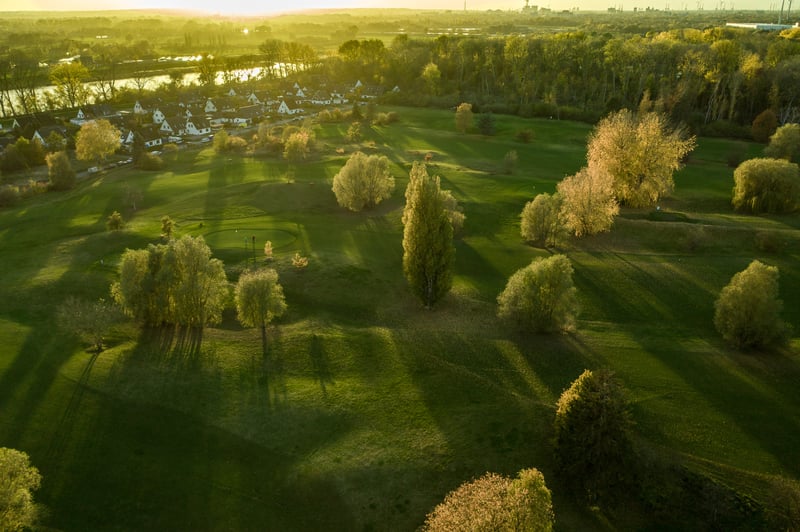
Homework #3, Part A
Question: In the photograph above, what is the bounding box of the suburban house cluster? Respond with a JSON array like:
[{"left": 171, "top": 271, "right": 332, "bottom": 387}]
[{"left": 0, "top": 79, "right": 394, "bottom": 154}]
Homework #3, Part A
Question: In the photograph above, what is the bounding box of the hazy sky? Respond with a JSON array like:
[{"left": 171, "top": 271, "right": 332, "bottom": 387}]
[{"left": 6, "top": 0, "right": 778, "bottom": 15}]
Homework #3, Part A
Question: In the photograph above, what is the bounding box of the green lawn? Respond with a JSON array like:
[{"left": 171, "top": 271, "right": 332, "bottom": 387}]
[{"left": 1, "top": 107, "right": 798, "bottom": 530}]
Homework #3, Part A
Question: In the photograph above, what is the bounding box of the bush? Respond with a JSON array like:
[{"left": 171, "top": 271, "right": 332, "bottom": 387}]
[
  {"left": 497, "top": 254, "right": 578, "bottom": 333},
  {"left": 440, "top": 189, "right": 465, "bottom": 236},
  {"left": 477, "top": 112, "right": 495, "bottom": 135},
  {"left": 292, "top": 252, "right": 309, "bottom": 270},
  {"left": 555, "top": 369, "right": 635, "bottom": 503},
  {"left": 754, "top": 231, "right": 785, "bottom": 253},
  {"left": 503, "top": 150, "right": 518, "bottom": 175},
  {"left": 46, "top": 150, "right": 76, "bottom": 190},
  {"left": 732, "top": 158, "right": 799, "bottom": 214},
  {"left": 516, "top": 128, "right": 534, "bottom": 143},
  {"left": 107, "top": 211, "right": 124, "bottom": 231},
  {"left": 454, "top": 102, "right": 473, "bottom": 133},
  {"left": 0, "top": 184, "right": 20, "bottom": 207},
  {"left": 764, "top": 123, "right": 800, "bottom": 163},
  {"left": 751, "top": 109, "right": 778, "bottom": 143},
  {"left": 138, "top": 151, "right": 164, "bottom": 171},
  {"left": 373, "top": 111, "right": 399, "bottom": 126},
  {"left": 714, "top": 260, "right": 789, "bottom": 349},
  {"left": 521, "top": 193, "right": 563, "bottom": 247}
]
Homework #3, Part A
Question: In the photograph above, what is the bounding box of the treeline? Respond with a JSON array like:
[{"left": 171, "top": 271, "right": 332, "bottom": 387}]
[{"left": 327, "top": 27, "right": 800, "bottom": 132}]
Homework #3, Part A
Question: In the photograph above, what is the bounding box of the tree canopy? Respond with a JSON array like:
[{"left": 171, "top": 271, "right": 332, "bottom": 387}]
[
  {"left": 714, "top": 260, "right": 789, "bottom": 349},
  {"left": 112, "top": 235, "right": 229, "bottom": 329},
  {"left": 235, "top": 268, "right": 287, "bottom": 354},
  {"left": 75, "top": 119, "right": 121, "bottom": 165},
  {"left": 521, "top": 192, "right": 563, "bottom": 247},
  {"left": 402, "top": 161, "right": 454, "bottom": 308},
  {"left": 764, "top": 123, "right": 800, "bottom": 163},
  {"left": 557, "top": 166, "right": 618, "bottom": 237},
  {"left": 423, "top": 468, "right": 554, "bottom": 532},
  {"left": 497, "top": 254, "right": 579, "bottom": 333},
  {"left": 332, "top": 151, "right": 395, "bottom": 211},
  {"left": 0, "top": 447, "right": 41, "bottom": 532},
  {"left": 46, "top": 150, "right": 75, "bottom": 191},
  {"left": 732, "top": 158, "right": 800, "bottom": 214},
  {"left": 555, "top": 369, "right": 634, "bottom": 503},
  {"left": 587, "top": 109, "right": 695, "bottom": 208}
]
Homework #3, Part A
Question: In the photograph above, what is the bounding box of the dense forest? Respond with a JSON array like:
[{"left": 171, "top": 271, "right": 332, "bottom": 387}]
[{"left": 1, "top": 9, "right": 799, "bottom": 136}]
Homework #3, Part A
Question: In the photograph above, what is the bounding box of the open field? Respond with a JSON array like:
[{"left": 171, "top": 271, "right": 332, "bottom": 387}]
[{"left": 1, "top": 107, "right": 798, "bottom": 530}]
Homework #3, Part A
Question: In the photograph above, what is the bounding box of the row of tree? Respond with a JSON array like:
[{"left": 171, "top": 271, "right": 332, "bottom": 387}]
[{"left": 329, "top": 28, "right": 800, "bottom": 130}]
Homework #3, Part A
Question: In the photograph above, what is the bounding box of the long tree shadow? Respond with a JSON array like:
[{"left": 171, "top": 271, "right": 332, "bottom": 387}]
[
  {"left": 45, "top": 350, "right": 101, "bottom": 466},
  {"left": 309, "top": 334, "right": 334, "bottom": 397}
]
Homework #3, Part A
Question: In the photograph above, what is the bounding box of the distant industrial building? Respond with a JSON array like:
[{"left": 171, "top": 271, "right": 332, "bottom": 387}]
[{"left": 725, "top": 22, "right": 799, "bottom": 31}]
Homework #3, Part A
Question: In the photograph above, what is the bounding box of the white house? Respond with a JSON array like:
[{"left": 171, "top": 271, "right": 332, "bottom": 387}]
[
  {"left": 205, "top": 99, "right": 217, "bottom": 113},
  {"left": 277, "top": 100, "right": 299, "bottom": 115},
  {"left": 247, "top": 92, "right": 261, "bottom": 105},
  {"left": 310, "top": 91, "right": 331, "bottom": 106},
  {"left": 133, "top": 100, "right": 148, "bottom": 115},
  {"left": 159, "top": 116, "right": 185, "bottom": 136},
  {"left": 152, "top": 108, "right": 166, "bottom": 124},
  {"left": 227, "top": 88, "right": 237, "bottom": 97},
  {"left": 185, "top": 117, "right": 211, "bottom": 136}
]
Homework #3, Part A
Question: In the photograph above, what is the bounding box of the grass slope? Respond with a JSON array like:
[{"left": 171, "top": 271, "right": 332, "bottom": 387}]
[{"left": 0, "top": 107, "right": 798, "bottom": 530}]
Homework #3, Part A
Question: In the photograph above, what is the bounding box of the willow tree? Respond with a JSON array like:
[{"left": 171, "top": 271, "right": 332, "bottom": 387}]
[
  {"left": 587, "top": 109, "right": 696, "bottom": 207},
  {"left": 402, "top": 162, "right": 454, "bottom": 308},
  {"left": 714, "top": 260, "right": 789, "bottom": 349},
  {"left": 235, "top": 268, "right": 287, "bottom": 355},
  {"left": 332, "top": 151, "right": 395, "bottom": 211}
]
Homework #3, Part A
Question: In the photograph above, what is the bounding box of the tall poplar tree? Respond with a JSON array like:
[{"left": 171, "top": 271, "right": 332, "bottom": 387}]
[{"left": 402, "top": 162, "right": 454, "bottom": 308}]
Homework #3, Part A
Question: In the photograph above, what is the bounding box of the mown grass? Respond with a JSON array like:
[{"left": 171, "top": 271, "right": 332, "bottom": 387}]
[{"left": 0, "top": 106, "right": 798, "bottom": 531}]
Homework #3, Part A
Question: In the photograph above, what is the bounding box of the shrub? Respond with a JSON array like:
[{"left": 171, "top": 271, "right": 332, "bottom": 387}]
[
  {"left": 764, "top": 123, "right": 800, "bottom": 163},
  {"left": 440, "top": 189, "right": 465, "bottom": 236},
  {"left": 373, "top": 111, "right": 399, "bottom": 126},
  {"left": 754, "top": 231, "right": 785, "bottom": 253},
  {"left": 732, "top": 158, "right": 799, "bottom": 214},
  {"left": 161, "top": 142, "right": 179, "bottom": 160},
  {"left": 46, "top": 150, "right": 75, "bottom": 190},
  {"left": 346, "top": 121, "right": 362, "bottom": 143},
  {"left": 503, "top": 150, "right": 518, "bottom": 175},
  {"left": 751, "top": 109, "right": 778, "bottom": 143},
  {"left": 521, "top": 193, "right": 563, "bottom": 247},
  {"left": 106, "top": 211, "right": 124, "bottom": 231},
  {"left": 516, "top": 128, "right": 534, "bottom": 143},
  {"left": 555, "top": 369, "right": 635, "bottom": 503},
  {"left": 497, "top": 254, "right": 578, "bottom": 333},
  {"left": 714, "top": 260, "right": 789, "bottom": 349},
  {"left": 454, "top": 102, "right": 473, "bottom": 133},
  {"left": 0, "top": 185, "right": 20, "bottom": 207},
  {"left": 138, "top": 151, "right": 164, "bottom": 171},
  {"left": 477, "top": 112, "right": 495, "bottom": 135},
  {"left": 292, "top": 252, "right": 309, "bottom": 270}
]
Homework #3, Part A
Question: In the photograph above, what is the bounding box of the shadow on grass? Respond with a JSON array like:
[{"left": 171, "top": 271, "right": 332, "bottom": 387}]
[
  {"left": 627, "top": 327, "right": 800, "bottom": 478},
  {"left": 309, "top": 333, "right": 334, "bottom": 397}
]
